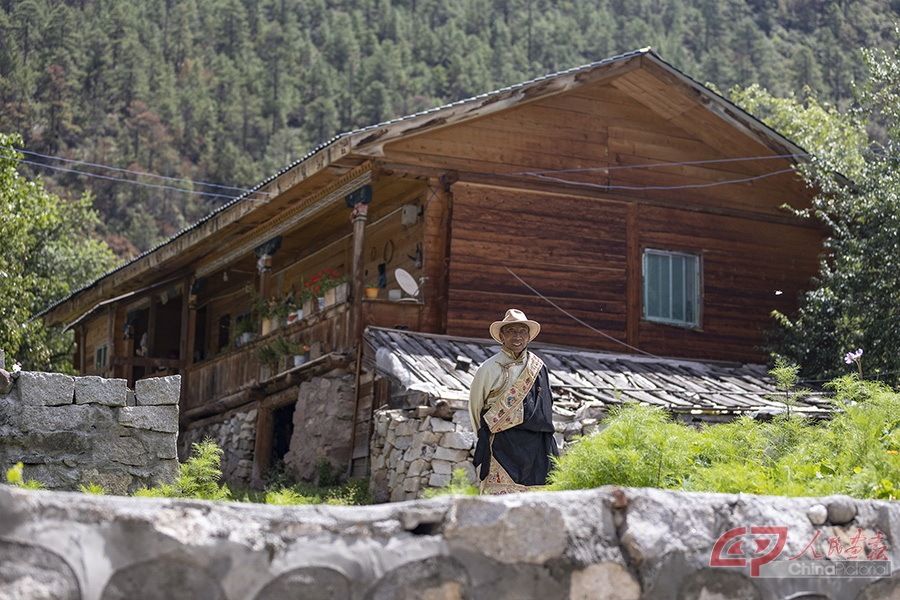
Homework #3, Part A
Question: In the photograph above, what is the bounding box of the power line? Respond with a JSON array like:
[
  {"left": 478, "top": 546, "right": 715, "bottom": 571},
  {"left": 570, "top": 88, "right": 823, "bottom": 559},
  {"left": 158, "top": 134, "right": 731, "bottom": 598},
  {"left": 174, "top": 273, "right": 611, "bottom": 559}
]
[
  {"left": 9, "top": 156, "right": 249, "bottom": 200},
  {"left": 505, "top": 266, "right": 660, "bottom": 358},
  {"left": 520, "top": 153, "right": 809, "bottom": 176},
  {"left": 16, "top": 148, "right": 269, "bottom": 195},
  {"left": 529, "top": 168, "right": 797, "bottom": 192}
]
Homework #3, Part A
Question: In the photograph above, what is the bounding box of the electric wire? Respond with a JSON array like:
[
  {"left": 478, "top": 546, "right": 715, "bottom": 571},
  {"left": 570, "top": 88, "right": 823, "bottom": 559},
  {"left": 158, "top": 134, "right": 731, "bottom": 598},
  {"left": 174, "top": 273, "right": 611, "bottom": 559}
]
[
  {"left": 11, "top": 157, "right": 249, "bottom": 200},
  {"left": 15, "top": 148, "right": 269, "bottom": 194},
  {"left": 528, "top": 168, "right": 798, "bottom": 191},
  {"left": 505, "top": 266, "right": 661, "bottom": 358}
]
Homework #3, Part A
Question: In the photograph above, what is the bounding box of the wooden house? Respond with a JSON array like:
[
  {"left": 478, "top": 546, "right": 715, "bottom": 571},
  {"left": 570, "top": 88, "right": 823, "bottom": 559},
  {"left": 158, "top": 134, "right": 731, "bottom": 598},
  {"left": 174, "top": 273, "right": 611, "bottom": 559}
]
[{"left": 41, "top": 49, "right": 825, "bottom": 488}]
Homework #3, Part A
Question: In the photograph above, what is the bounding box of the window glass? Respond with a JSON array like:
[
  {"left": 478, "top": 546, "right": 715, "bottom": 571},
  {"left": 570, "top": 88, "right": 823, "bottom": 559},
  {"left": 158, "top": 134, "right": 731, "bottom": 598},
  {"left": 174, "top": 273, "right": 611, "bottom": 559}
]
[{"left": 643, "top": 250, "right": 700, "bottom": 327}]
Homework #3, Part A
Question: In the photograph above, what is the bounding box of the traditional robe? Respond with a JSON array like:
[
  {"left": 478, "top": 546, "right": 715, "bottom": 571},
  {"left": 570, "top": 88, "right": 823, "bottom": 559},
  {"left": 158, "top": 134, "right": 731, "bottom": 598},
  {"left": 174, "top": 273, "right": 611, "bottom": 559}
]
[{"left": 469, "top": 348, "right": 558, "bottom": 494}]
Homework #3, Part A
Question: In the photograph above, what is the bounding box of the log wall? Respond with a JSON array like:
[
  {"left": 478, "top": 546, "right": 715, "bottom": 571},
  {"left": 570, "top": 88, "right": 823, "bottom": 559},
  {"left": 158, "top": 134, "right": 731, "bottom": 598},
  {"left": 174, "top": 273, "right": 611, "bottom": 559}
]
[{"left": 382, "top": 71, "right": 823, "bottom": 363}]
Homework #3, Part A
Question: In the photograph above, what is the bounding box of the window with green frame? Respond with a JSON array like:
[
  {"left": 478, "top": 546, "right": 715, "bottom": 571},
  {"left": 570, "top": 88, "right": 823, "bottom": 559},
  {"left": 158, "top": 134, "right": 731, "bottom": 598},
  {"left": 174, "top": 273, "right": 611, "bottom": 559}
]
[{"left": 642, "top": 249, "right": 700, "bottom": 327}]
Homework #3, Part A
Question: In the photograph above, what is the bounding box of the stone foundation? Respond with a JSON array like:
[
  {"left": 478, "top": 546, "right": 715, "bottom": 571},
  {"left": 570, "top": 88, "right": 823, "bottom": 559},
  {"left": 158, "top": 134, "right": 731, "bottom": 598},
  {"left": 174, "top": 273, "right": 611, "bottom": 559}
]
[
  {"left": 179, "top": 407, "right": 257, "bottom": 486},
  {"left": 0, "top": 373, "right": 179, "bottom": 494},
  {"left": 370, "top": 400, "right": 608, "bottom": 502},
  {"left": 284, "top": 372, "right": 355, "bottom": 482},
  {"left": 0, "top": 485, "right": 896, "bottom": 599}
]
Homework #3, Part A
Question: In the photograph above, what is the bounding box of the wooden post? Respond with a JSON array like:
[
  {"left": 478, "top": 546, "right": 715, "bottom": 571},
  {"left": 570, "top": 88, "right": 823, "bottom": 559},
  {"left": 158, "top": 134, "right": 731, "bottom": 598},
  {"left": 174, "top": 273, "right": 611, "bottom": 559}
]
[
  {"left": 251, "top": 403, "right": 274, "bottom": 489},
  {"left": 422, "top": 176, "right": 454, "bottom": 333},
  {"left": 147, "top": 295, "right": 158, "bottom": 358},
  {"left": 180, "top": 276, "right": 197, "bottom": 409},
  {"left": 626, "top": 203, "right": 640, "bottom": 349},
  {"left": 349, "top": 201, "right": 369, "bottom": 345},
  {"left": 180, "top": 276, "right": 197, "bottom": 366}
]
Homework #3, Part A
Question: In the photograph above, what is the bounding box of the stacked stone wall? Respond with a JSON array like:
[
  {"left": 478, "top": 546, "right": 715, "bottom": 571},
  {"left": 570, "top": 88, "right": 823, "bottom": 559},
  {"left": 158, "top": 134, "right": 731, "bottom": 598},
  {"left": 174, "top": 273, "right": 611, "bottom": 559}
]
[
  {"left": 0, "top": 372, "right": 179, "bottom": 494},
  {"left": 284, "top": 372, "right": 355, "bottom": 482},
  {"left": 179, "top": 407, "right": 257, "bottom": 486},
  {"left": 370, "top": 400, "right": 608, "bottom": 502},
  {"left": 1, "top": 485, "right": 897, "bottom": 599}
]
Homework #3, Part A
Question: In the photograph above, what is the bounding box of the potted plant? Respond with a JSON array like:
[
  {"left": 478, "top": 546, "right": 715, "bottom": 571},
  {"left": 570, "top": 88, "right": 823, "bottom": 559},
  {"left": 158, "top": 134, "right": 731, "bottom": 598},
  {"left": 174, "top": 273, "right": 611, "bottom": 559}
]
[
  {"left": 233, "top": 314, "right": 258, "bottom": 348},
  {"left": 306, "top": 268, "right": 348, "bottom": 309},
  {"left": 292, "top": 341, "right": 312, "bottom": 367},
  {"left": 300, "top": 288, "right": 316, "bottom": 317},
  {"left": 364, "top": 282, "right": 380, "bottom": 300},
  {"left": 256, "top": 342, "right": 280, "bottom": 379}
]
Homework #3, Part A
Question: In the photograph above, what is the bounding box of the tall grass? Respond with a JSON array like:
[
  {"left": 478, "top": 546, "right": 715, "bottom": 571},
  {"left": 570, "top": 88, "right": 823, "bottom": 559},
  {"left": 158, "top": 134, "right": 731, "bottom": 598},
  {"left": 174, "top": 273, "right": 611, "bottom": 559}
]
[{"left": 549, "top": 377, "right": 899, "bottom": 499}]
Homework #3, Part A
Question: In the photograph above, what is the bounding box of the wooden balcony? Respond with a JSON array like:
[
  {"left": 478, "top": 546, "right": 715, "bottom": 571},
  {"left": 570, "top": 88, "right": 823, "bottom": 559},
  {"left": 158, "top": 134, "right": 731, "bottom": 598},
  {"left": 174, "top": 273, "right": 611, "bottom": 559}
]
[{"left": 182, "top": 302, "right": 352, "bottom": 417}]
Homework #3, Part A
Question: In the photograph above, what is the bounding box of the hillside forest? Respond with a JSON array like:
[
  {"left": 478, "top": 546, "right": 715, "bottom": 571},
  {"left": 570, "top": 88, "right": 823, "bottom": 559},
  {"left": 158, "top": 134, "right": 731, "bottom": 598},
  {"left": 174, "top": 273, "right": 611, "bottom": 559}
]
[{"left": 1, "top": 0, "right": 898, "bottom": 254}]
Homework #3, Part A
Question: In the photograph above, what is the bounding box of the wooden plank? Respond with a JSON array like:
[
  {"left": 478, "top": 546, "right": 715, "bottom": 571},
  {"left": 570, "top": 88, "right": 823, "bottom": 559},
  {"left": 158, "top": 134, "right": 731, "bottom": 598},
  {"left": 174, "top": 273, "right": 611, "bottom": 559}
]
[{"left": 626, "top": 203, "right": 639, "bottom": 349}]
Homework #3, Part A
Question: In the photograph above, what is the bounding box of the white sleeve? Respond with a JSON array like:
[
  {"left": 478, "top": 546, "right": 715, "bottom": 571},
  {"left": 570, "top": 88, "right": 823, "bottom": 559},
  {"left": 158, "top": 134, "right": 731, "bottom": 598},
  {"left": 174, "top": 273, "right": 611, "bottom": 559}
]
[{"left": 468, "top": 364, "right": 489, "bottom": 432}]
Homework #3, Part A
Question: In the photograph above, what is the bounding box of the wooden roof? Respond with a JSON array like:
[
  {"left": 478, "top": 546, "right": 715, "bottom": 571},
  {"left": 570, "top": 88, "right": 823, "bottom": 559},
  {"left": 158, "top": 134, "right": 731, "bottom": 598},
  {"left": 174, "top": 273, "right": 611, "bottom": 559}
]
[
  {"left": 364, "top": 327, "right": 830, "bottom": 416},
  {"left": 43, "top": 47, "right": 813, "bottom": 326}
]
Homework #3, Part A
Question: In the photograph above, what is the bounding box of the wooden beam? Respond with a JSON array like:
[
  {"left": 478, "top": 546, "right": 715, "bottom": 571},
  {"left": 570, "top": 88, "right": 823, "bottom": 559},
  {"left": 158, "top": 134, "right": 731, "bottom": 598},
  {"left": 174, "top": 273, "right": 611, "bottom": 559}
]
[
  {"left": 626, "top": 203, "right": 640, "bottom": 348},
  {"left": 422, "top": 176, "right": 454, "bottom": 333},
  {"left": 195, "top": 162, "right": 374, "bottom": 278},
  {"left": 349, "top": 203, "right": 368, "bottom": 345},
  {"left": 377, "top": 162, "right": 820, "bottom": 229},
  {"left": 43, "top": 138, "right": 355, "bottom": 327},
  {"left": 146, "top": 295, "right": 157, "bottom": 358}
]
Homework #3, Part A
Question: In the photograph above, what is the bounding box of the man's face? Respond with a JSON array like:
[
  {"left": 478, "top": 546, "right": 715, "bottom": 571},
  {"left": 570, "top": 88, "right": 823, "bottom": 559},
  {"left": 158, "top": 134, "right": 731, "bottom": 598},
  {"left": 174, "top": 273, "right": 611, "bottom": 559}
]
[{"left": 499, "top": 323, "right": 530, "bottom": 355}]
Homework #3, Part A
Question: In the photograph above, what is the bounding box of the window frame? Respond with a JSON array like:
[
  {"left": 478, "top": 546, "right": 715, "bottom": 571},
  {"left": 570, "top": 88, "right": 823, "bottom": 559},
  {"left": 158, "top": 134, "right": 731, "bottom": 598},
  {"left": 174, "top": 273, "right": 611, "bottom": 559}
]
[
  {"left": 94, "top": 345, "right": 108, "bottom": 370},
  {"left": 641, "top": 248, "right": 702, "bottom": 329}
]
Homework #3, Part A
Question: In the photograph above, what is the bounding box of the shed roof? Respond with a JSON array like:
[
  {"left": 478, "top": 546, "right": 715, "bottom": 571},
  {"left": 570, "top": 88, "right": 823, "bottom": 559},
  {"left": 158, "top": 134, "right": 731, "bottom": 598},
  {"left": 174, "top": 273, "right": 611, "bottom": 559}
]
[{"left": 364, "top": 327, "right": 830, "bottom": 416}]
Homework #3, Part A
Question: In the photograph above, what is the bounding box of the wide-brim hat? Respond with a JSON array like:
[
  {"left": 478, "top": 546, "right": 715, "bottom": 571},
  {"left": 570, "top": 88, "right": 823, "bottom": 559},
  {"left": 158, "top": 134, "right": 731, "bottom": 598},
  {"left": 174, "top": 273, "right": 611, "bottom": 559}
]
[{"left": 489, "top": 309, "right": 541, "bottom": 344}]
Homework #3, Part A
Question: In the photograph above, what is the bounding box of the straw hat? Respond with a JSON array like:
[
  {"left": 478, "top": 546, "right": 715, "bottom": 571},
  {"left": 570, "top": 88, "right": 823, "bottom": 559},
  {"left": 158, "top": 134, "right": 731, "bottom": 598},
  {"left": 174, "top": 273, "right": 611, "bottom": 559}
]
[{"left": 489, "top": 309, "right": 541, "bottom": 344}]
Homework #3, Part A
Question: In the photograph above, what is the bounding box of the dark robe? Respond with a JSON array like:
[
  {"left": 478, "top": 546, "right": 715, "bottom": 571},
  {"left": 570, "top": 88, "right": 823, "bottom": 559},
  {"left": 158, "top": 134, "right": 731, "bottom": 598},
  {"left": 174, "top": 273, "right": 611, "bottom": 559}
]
[{"left": 473, "top": 364, "right": 558, "bottom": 486}]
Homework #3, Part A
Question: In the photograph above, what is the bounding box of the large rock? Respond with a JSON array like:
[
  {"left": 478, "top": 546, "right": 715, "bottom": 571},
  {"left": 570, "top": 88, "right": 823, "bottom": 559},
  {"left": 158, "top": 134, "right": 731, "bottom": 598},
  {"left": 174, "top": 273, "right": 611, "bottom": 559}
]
[
  {"left": 75, "top": 376, "right": 127, "bottom": 407},
  {"left": 17, "top": 371, "right": 74, "bottom": 406},
  {"left": 118, "top": 406, "right": 178, "bottom": 433},
  {"left": 134, "top": 375, "right": 181, "bottom": 405}
]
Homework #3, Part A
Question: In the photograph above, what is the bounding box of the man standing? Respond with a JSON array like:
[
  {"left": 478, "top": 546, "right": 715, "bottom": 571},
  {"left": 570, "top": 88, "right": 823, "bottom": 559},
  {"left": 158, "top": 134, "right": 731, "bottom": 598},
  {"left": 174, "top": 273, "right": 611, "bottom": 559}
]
[{"left": 469, "top": 309, "right": 558, "bottom": 494}]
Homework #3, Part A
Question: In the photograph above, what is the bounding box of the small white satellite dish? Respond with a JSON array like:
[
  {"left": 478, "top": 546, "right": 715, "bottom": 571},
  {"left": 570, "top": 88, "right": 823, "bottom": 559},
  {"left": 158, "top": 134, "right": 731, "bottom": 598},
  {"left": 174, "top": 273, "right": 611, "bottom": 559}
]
[{"left": 394, "top": 268, "right": 420, "bottom": 299}]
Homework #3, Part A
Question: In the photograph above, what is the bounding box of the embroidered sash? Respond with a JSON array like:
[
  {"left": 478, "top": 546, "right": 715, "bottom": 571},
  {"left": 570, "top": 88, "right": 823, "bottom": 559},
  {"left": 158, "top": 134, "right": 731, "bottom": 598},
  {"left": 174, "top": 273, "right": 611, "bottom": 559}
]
[{"left": 482, "top": 352, "right": 544, "bottom": 434}]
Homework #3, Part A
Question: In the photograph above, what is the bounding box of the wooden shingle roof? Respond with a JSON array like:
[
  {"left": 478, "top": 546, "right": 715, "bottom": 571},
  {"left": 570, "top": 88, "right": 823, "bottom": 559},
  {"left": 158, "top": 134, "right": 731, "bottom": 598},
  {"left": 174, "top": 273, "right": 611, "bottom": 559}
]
[{"left": 364, "top": 327, "right": 830, "bottom": 416}]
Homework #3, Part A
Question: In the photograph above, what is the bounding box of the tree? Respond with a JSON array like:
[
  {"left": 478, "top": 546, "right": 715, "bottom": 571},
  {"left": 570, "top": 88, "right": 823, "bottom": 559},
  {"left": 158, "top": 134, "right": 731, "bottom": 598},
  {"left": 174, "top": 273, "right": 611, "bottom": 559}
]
[
  {"left": 0, "top": 133, "right": 117, "bottom": 371},
  {"left": 732, "top": 32, "right": 900, "bottom": 385}
]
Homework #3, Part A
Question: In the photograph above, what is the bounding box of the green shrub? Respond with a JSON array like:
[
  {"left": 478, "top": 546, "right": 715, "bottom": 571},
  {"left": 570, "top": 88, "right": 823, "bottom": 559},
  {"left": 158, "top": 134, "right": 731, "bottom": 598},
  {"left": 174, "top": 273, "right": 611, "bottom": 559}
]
[
  {"left": 4, "top": 462, "right": 44, "bottom": 490},
  {"left": 548, "top": 378, "right": 900, "bottom": 500},
  {"left": 264, "top": 488, "right": 317, "bottom": 505},
  {"left": 423, "top": 469, "right": 479, "bottom": 498},
  {"left": 549, "top": 404, "right": 695, "bottom": 491},
  {"left": 79, "top": 482, "right": 106, "bottom": 495},
  {"left": 133, "top": 439, "right": 231, "bottom": 501}
]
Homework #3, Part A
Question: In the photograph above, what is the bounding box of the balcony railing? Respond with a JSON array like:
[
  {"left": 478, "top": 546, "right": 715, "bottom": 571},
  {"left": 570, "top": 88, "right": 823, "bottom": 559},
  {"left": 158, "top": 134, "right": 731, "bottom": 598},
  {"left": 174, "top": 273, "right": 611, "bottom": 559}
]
[{"left": 183, "top": 301, "right": 352, "bottom": 413}]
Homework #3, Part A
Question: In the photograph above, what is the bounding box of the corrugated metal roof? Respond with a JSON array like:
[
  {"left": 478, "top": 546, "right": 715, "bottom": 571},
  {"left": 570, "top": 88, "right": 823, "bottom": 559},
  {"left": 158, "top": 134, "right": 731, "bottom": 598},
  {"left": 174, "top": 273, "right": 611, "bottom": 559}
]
[{"left": 365, "top": 327, "right": 830, "bottom": 416}]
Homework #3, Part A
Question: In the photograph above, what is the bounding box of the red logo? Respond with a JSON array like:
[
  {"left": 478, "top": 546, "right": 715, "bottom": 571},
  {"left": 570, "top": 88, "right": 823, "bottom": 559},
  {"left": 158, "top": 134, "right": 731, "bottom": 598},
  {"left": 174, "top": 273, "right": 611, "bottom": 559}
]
[{"left": 709, "top": 526, "right": 788, "bottom": 576}]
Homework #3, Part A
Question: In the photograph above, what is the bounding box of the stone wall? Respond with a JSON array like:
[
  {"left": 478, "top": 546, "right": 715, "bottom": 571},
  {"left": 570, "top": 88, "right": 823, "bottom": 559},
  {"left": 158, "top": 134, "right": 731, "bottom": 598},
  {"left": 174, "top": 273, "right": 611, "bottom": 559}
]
[
  {"left": 179, "top": 407, "right": 257, "bottom": 486},
  {"left": 1, "top": 485, "right": 896, "bottom": 599},
  {"left": 284, "top": 372, "right": 355, "bottom": 482},
  {"left": 370, "top": 401, "right": 606, "bottom": 502},
  {"left": 0, "top": 372, "right": 179, "bottom": 494}
]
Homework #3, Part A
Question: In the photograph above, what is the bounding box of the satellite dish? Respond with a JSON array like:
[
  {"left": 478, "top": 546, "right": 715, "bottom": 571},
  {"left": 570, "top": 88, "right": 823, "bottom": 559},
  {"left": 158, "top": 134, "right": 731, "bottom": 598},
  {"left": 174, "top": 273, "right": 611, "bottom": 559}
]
[{"left": 394, "top": 268, "right": 420, "bottom": 298}]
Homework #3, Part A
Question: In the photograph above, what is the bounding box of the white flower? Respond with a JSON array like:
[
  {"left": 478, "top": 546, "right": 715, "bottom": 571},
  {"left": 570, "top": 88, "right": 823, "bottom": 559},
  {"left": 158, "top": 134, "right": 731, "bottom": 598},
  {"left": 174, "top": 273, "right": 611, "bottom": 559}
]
[{"left": 11, "top": 362, "right": 21, "bottom": 374}]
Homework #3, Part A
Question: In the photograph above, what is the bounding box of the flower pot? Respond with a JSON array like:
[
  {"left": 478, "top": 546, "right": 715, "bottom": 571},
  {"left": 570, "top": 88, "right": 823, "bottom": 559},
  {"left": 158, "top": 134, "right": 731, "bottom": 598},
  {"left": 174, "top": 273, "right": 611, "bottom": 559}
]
[
  {"left": 317, "top": 296, "right": 326, "bottom": 311},
  {"left": 286, "top": 309, "right": 304, "bottom": 325},
  {"left": 293, "top": 354, "right": 309, "bottom": 368},
  {"left": 261, "top": 317, "right": 275, "bottom": 336},
  {"left": 324, "top": 282, "right": 349, "bottom": 307},
  {"left": 302, "top": 298, "right": 316, "bottom": 315},
  {"left": 364, "top": 286, "right": 379, "bottom": 300}
]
